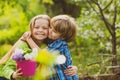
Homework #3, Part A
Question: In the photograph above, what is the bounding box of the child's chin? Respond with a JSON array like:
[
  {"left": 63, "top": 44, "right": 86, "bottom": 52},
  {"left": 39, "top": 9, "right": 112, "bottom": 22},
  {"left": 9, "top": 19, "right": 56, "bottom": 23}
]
[
  {"left": 36, "top": 37, "right": 47, "bottom": 40},
  {"left": 48, "top": 36, "right": 52, "bottom": 39}
]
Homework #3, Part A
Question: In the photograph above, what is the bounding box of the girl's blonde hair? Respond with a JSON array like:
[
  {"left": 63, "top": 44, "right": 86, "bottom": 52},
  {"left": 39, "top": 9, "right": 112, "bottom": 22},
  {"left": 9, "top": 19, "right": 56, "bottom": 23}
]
[
  {"left": 50, "top": 15, "right": 77, "bottom": 42},
  {"left": 0, "top": 14, "right": 50, "bottom": 65},
  {"left": 30, "top": 14, "right": 50, "bottom": 33}
]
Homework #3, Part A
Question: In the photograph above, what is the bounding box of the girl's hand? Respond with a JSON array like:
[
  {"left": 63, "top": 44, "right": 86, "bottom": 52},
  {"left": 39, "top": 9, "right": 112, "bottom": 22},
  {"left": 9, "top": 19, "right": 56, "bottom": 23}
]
[
  {"left": 12, "top": 68, "right": 22, "bottom": 79},
  {"left": 21, "top": 32, "right": 31, "bottom": 41},
  {"left": 64, "top": 65, "right": 78, "bottom": 76}
]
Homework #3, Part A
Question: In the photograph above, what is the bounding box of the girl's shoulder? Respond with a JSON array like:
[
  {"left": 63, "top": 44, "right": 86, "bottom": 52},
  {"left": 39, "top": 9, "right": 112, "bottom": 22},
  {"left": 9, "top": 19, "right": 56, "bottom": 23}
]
[
  {"left": 16, "top": 40, "right": 32, "bottom": 54},
  {"left": 17, "top": 41, "right": 29, "bottom": 49}
]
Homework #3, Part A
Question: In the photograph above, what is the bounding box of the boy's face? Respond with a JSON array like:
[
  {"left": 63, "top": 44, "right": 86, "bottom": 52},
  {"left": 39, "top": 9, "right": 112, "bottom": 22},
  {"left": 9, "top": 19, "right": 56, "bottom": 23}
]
[
  {"left": 32, "top": 19, "right": 49, "bottom": 41},
  {"left": 48, "top": 24, "right": 61, "bottom": 40}
]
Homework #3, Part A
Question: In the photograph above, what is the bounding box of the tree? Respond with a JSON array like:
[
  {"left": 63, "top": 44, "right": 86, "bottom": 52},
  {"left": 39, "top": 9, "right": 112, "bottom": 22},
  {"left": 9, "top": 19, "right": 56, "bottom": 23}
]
[
  {"left": 85, "top": 0, "right": 120, "bottom": 72},
  {"left": 43, "top": 0, "right": 81, "bottom": 18}
]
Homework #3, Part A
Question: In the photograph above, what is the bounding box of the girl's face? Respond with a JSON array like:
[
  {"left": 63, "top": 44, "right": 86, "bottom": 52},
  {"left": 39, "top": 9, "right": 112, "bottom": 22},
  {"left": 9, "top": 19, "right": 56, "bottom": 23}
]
[
  {"left": 32, "top": 19, "right": 49, "bottom": 41},
  {"left": 48, "top": 25, "right": 61, "bottom": 40}
]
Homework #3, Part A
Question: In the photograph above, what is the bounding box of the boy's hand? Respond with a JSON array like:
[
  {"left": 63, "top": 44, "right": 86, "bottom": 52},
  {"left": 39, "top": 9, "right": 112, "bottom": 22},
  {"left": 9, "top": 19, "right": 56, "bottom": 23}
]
[
  {"left": 12, "top": 68, "right": 22, "bottom": 79},
  {"left": 21, "top": 32, "right": 31, "bottom": 41},
  {"left": 64, "top": 65, "right": 78, "bottom": 76}
]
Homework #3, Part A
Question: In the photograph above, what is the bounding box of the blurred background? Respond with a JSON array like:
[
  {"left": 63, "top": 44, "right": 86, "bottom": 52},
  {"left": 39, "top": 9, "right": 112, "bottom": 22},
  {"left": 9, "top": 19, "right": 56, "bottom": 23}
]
[{"left": 0, "top": 0, "right": 120, "bottom": 77}]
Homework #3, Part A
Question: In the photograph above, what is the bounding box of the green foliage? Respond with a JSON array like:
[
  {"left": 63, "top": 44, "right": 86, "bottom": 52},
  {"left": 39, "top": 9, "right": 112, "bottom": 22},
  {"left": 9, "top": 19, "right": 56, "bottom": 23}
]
[
  {"left": 0, "top": 0, "right": 47, "bottom": 60},
  {"left": 0, "top": 44, "right": 12, "bottom": 58},
  {"left": 0, "top": 0, "right": 47, "bottom": 45},
  {"left": 69, "top": 0, "right": 120, "bottom": 75},
  {"left": 0, "top": 0, "right": 120, "bottom": 77},
  {"left": 42, "top": 0, "right": 53, "bottom": 4}
]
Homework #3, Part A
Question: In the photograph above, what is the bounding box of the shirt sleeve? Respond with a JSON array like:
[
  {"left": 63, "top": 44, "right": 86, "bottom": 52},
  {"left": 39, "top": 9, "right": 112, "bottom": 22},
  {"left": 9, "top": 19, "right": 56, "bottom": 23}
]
[
  {"left": 59, "top": 45, "right": 72, "bottom": 69},
  {"left": 2, "top": 59, "right": 16, "bottom": 79},
  {"left": 63, "top": 45, "right": 72, "bottom": 66}
]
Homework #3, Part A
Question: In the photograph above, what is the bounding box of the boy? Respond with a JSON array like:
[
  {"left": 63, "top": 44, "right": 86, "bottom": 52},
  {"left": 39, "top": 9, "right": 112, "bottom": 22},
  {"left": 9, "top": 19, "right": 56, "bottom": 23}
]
[{"left": 48, "top": 15, "right": 78, "bottom": 80}]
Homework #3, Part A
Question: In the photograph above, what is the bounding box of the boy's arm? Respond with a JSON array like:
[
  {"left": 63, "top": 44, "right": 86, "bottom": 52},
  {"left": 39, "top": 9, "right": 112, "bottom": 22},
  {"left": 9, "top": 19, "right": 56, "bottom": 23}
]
[
  {"left": 63, "top": 46, "right": 78, "bottom": 76},
  {"left": 64, "top": 46, "right": 72, "bottom": 66},
  {"left": 21, "top": 32, "right": 41, "bottom": 51},
  {"left": 26, "top": 37, "right": 40, "bottom": 50}
]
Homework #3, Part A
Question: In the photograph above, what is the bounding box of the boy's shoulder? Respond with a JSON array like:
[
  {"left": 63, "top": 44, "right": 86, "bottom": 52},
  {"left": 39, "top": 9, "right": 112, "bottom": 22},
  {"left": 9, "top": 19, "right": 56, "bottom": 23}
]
[
  {"left": 55, "top": 39, "right": 67, "bottom": 44},
  {"left": 49, "top": 39, "right": 67, "bottom": 46},
  {"left": 48, "top": 39, "right": 68, "bottom": 49}
]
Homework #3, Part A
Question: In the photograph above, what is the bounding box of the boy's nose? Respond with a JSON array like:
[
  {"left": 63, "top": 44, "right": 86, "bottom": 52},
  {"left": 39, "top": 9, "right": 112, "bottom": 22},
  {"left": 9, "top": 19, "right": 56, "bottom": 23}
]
[{"left": 49, "top": 29, "right": 52, "bottom": 33}]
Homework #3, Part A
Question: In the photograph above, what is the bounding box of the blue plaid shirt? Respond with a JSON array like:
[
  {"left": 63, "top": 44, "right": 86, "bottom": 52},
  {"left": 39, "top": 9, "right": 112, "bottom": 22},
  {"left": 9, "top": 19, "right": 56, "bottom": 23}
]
[{"left": 48, "top": 39, "right": 79, "bottom": 80}]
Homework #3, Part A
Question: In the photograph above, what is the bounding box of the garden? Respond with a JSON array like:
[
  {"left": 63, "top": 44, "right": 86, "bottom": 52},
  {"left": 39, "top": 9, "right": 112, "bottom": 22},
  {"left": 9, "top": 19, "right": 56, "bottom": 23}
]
[{"left": 0, "top": 0, "right": 120, "bottom": 80}]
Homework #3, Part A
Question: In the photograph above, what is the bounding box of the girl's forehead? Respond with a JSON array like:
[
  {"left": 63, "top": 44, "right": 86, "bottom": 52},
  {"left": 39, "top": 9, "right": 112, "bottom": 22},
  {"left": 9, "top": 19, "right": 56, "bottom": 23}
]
[{"left": 35, "top": 19, "right": 49, "bottom": 26}]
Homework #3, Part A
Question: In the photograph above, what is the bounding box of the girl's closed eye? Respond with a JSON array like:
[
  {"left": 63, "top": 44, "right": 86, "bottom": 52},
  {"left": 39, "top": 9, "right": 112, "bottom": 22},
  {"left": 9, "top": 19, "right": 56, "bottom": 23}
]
[
  {"left": 43, "top": 26, "right": 48, "bottom": 29},
  {"left": 34, "top": 26, "right": 40, "bottom": 29},
  {"left": 49, "top": 26, "right": 52, "bottom": 29}
]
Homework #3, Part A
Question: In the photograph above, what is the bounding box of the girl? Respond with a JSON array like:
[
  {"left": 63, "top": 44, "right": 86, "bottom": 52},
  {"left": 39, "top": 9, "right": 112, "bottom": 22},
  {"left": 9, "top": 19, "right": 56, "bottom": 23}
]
[
  {"left": 1, "top": 15, "right": 50, "bottom": 80},
  {"left": 0, "top": 14, "right": 77, "bottom": 80}
]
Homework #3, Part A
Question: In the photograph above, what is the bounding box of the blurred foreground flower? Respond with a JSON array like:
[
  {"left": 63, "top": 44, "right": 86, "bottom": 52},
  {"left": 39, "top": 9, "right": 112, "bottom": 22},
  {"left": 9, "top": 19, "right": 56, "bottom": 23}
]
[
  {"left": 34, "top": 49, "right": 66, "bottom": 80},
  {"left": 36, "top": 49, "right": 56, "bottom": 65},
  {"left": 35, "top": 49, "right": 56, "bottom": 80}
]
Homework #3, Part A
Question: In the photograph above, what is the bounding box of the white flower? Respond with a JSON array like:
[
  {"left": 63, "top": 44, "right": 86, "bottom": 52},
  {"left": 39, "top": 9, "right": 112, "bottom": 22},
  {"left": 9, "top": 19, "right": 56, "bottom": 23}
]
[
  {"left": 14, "top": 48, "right": 24, "bottom": 54},
  {"left": 24, "top": 54, "right": 32, "bottom": 60},
  {"left": 56, "top": 55, "right": 66, "bottom": 64},
  {"left": 31, "top": 48, "right": 38, "bottom": 58},
  {"left": 24, "top": 48, "right": 38, "bottom": 60},
  {"left": 32, "top": 48, "right": 38, "bottom": 54}
]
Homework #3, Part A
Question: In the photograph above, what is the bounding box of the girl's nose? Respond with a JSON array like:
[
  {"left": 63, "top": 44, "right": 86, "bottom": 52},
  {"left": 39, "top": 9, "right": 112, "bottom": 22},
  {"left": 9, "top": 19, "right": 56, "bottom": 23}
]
[{"left": 38, "top": 27, "right": 43, "bottom": 31}]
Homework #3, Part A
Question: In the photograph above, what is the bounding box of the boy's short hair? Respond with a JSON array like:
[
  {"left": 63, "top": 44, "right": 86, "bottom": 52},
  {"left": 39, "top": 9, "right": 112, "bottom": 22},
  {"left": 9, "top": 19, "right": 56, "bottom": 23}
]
[
  {"left": 50, "top": 15, "right": 77, "bottom": 42},
  {"left": 30, "top": 14, "right": 50, "bottom": 31}
]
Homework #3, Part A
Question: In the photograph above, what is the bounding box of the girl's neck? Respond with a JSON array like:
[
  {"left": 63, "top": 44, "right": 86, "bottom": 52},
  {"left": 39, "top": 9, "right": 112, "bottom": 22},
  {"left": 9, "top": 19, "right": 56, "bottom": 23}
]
[{"left": 31, "top": 36, "right": 43, "bottom": 46}]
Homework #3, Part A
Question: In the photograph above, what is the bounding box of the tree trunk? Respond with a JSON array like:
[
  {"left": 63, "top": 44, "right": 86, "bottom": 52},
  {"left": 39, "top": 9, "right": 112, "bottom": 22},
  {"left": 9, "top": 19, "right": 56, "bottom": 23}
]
[
  {"left": 44, "top": 0, "right": 81, "bottom": 18},
  {"left": 111, "top": 25, "right": 117, "bottom": 73}
]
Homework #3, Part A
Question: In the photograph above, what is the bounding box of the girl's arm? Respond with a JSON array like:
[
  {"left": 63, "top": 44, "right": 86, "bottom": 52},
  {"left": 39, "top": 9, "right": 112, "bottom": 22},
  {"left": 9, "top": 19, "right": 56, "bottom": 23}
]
[
  {"left": 2, "top": 59, "right": 22, "bottom": 79},
  {"left": 2, "top": 38, "right": 34, "bottom": 79},
  {"left": 1, "top": 39, "right": 23, "bottom": 79},
  {"left": 0, "top": 39, "right": 22, "bottom": 65}
]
